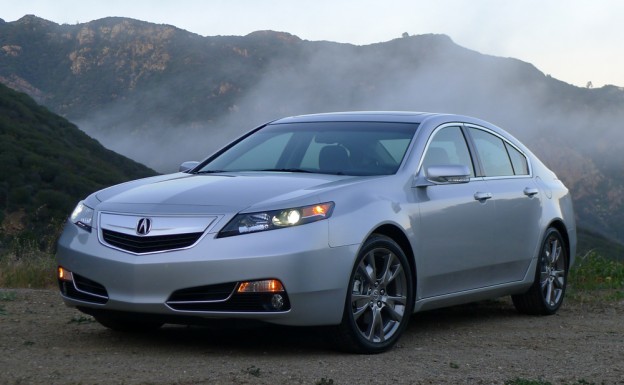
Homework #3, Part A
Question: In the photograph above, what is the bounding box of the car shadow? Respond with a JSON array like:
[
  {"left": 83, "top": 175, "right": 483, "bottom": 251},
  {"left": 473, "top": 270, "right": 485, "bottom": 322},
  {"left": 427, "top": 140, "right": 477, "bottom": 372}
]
[
  {"left": 407, "top": 298, "right": 519, "bottom": 332},
  {"left": 79, "top": 298, "right": 520, "bottom": 355}
]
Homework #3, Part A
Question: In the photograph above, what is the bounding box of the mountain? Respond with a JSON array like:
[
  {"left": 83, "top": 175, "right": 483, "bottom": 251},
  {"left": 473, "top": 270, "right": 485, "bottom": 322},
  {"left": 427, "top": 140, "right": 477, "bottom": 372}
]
[
  {"left": 0, "top": 82, "right": 156, "bottom": 249},
  {"left": 1, "top": 15, "right": 623, "bottom": 255}
]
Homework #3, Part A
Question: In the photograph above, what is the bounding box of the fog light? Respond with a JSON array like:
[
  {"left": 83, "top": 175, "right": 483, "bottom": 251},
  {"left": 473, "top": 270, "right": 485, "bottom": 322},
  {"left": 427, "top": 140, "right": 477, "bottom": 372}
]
[
  {"left": 58, "top": 266, "right": 74, "bottom": 282},
  {"left": 271, "top": 294, "right": 284, "bottom": 310},
  {"left": 237, "top": 279, "right": 284, "bottom": 293}
]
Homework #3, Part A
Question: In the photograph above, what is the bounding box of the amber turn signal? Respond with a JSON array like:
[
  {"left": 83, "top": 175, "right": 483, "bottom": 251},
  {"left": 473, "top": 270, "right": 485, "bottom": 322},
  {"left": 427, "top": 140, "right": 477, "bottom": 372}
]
[
  {"left": 237, "top": 279, "right": 284, "bottom": 293},
  {"left": 58, "top": 266, "right": 74, "bottom": 282}
]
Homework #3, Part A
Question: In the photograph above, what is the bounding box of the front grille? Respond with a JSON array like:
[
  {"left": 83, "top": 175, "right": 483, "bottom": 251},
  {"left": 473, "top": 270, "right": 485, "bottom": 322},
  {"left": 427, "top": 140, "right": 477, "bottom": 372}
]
[
  {"left": 102, "top": 229, "right": 203, "bottom": 253},
  {"left": 167, "top": 283, "right": 291, "bottom": 312},
  {"left": 59, "top": 273, "right": 108, "bottom": 304}
]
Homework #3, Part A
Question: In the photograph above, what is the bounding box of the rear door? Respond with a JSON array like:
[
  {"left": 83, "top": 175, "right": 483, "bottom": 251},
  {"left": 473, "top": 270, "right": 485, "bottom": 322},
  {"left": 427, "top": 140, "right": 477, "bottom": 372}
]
[{"left": 466, "top": 125, "right": 542, "bottom": 283}]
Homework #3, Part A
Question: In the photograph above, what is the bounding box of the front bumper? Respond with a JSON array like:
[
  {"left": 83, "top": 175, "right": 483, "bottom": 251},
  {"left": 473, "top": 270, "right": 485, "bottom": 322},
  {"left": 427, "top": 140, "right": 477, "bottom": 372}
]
[{"left": 56, "top": 220, "right": 358, "bottom": 326}]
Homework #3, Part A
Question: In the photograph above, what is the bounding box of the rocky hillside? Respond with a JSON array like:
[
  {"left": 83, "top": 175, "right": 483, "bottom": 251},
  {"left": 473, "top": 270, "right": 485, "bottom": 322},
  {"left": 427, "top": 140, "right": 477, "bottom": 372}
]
[{"left": 1, "top": 15, "right": 623, "bottom": 253}]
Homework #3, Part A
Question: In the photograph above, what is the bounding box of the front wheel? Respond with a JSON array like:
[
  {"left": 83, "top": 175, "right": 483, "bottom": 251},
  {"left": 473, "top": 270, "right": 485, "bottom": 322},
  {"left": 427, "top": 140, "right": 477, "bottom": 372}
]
[
  {"left": 334, "top": 234, "right": 414, "bottom": 353},
  {"left": 512, "top": 227, "right": 568, "bottom": 315}
]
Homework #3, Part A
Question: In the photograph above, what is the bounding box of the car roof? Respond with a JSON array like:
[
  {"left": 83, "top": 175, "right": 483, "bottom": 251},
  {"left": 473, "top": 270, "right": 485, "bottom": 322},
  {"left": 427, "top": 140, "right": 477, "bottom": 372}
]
[
  {"left": 270, "top": 111, "right": 439, "bottom": 124},
  {"left": 269, "top": 111, "right": 511, "bottom": 140}
]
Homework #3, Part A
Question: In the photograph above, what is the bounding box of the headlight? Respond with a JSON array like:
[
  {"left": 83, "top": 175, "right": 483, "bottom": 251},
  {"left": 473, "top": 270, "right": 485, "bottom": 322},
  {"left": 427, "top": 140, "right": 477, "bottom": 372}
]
[
  {"left": 70, "top": 201, "right": 95, "bottom": 231},
  {"left": 218, "top": 202, "right": 334, "bottom": 238}
]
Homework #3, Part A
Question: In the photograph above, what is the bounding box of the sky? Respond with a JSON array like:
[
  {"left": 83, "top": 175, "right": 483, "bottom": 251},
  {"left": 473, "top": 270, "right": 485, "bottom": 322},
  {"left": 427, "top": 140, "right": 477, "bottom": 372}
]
[{"left": 2, "top": 0, "right": 623, "bottom": 88}]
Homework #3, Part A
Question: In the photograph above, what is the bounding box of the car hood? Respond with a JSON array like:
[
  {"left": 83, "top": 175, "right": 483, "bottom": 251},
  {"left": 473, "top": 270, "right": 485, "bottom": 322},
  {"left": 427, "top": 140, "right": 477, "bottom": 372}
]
[{"left": 95, "top": 172, "right": 360, "bottom": 214}]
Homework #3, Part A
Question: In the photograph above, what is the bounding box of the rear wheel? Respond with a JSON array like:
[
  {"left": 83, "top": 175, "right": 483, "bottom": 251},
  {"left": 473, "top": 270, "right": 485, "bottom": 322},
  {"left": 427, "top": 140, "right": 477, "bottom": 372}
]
[
  {"left": 512, "top": 227, "right": 568, "bottom": 315},
  {"left": 334, "top": 234, "right": 414, "bottom": 353}
]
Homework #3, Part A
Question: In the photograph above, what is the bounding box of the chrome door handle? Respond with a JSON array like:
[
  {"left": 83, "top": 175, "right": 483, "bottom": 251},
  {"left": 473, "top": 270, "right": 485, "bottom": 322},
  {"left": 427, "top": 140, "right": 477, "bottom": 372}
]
[
  {"left": 523, "top": 187, "right": 539, "bottom": 197},
  {"left": 474, "top": 192, "right": 493, "bottom": 201}
]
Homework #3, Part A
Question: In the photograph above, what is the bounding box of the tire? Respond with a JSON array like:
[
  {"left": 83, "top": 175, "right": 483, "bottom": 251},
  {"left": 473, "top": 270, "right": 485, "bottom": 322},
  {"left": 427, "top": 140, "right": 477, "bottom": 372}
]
[
  {"left": 334, "top": 234, "right": 414, "bottom": 354},
  {"left": 94, "top": 314, "right": 164, "bottom": 332},
  {"left": 512, "top": 227, "right": 568, "bottom": 315}
]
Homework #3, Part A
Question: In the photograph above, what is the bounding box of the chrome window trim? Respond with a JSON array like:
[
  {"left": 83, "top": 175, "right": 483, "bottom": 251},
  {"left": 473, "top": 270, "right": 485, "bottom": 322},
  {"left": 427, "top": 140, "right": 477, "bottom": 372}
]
[{"left": 417, "top": 122, "right": 533, "bottom": 180}]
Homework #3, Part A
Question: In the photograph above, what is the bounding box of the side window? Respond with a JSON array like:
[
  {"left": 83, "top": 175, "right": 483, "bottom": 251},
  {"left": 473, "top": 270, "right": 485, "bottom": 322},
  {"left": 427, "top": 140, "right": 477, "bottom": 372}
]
[
  {"left": 469, "top": 128, "right": 514, "bottom": 177},
  {"left": 422, "top": 126, "right": 475, "bottom": 177},
  {"left": 505, "top": 142, "right": 529, "bottom": 175}
]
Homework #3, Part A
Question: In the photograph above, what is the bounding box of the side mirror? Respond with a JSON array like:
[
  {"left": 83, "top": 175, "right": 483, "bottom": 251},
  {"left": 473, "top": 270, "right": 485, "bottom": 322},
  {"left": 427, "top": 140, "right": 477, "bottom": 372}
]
[
  {"left": 179, "top": 161, "right": 200, "bottom": 172},
  {"left": 413, "top": 165, "right": 471, "bottom": 187}
]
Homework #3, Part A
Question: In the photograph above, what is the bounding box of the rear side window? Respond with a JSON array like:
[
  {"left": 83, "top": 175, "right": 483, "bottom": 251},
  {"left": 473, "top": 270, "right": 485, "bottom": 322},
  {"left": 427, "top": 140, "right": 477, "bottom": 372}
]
[
  {"left": 469, "top": 128, "right": 514, "bottom": 177},
  {"left": 505, "top": 142, "right": 529, "bottom": 175},
  {"left": 469, "top": 127, "right": 529, "bottom": 177}
]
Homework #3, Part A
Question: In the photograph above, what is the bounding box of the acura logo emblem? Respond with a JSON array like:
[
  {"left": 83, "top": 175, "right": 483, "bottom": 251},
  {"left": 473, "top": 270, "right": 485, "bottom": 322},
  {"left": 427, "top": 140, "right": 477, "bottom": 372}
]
[{"left": 136, "top": 218, "right": 152, "bottom": 236}]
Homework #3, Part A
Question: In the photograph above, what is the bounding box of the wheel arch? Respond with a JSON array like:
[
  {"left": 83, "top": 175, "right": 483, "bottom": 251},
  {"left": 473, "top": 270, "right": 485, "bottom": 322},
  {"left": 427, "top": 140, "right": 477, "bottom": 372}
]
[{"left": 370, "top": 224, "right": 417, "bottom": 298}]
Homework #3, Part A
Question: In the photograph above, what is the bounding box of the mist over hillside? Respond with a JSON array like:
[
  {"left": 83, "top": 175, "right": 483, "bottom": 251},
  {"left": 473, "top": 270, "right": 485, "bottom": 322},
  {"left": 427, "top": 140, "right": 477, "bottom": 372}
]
[{"left": 1, "top": 15, "right": 623, "bottom": 250}]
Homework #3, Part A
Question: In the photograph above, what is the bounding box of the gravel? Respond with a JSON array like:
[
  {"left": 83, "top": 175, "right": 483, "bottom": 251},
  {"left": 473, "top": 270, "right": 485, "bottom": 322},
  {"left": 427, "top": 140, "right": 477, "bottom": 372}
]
[{"left": 0, "top": 289, "right": 622, "bottom": 385}]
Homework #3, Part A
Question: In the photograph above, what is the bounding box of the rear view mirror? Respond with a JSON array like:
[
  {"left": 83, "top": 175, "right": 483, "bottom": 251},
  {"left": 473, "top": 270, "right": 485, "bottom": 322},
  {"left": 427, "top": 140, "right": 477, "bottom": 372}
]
[
  {"left": 426, "top": 165, "right": 470, "bottom": 184},
  {"left": 413, "top": 165, "right": 470, "bottom": 187},
  {"left": 179, "top": 161, "right": 200, "bottom": 172}
]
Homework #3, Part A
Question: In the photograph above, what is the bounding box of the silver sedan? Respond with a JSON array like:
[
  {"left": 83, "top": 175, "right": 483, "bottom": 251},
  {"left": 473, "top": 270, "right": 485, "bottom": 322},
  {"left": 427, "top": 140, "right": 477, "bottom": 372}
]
[{"left": 56, "top": 112, "right": 576, "bottom": 353}]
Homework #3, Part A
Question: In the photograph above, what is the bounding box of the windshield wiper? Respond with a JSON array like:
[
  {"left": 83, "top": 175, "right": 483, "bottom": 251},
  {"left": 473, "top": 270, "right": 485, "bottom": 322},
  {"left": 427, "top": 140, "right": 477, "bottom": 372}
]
[
  {"left": 196, "top": 168, "right": 319, "bottom": 174},
  {"left": 194, "top": 170, "right": 227, "bottom": 174},
  {"left": 257, "top": 168, "right": 315, "bottom": 173}
]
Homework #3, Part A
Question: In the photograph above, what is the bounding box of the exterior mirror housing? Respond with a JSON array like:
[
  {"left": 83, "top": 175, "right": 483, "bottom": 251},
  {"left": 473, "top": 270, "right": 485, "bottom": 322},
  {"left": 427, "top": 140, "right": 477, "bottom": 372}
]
[
  {"left": 413, "top": 165, "right": 471, "bottom": 187},
  {"left": 179, "top": 161, "right": 200, "bottom": 172}
]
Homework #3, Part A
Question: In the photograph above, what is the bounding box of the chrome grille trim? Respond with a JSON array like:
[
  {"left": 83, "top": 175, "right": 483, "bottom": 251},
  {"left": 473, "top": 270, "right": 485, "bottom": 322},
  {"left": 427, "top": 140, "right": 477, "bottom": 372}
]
[{"left": 98, "top": 212, "right": 217, "bottom": 254}]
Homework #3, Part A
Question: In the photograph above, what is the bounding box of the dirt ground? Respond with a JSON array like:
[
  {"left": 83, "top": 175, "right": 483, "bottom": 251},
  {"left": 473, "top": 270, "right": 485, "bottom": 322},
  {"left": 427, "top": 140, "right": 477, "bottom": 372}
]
[{"left": 0, "top": 289, "right": 622, "bottom": 385}]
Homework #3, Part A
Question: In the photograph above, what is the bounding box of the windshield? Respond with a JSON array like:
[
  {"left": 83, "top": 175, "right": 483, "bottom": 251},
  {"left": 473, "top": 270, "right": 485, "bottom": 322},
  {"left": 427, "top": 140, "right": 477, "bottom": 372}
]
[{"left": 196, "top": 121, "right": 418, "bottom": 176}]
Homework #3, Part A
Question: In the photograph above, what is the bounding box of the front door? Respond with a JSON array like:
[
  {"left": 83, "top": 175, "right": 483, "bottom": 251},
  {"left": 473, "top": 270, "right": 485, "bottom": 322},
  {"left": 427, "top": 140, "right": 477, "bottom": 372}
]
[{"left": 414, "top": 125, "right": 501, "bottom": 298}]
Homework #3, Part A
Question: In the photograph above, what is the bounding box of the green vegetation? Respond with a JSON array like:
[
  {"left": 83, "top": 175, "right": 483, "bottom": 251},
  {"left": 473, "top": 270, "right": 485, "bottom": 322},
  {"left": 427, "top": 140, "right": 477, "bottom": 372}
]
[
  {"left": 0, "top": 84, "right": 157, "bottom": 288},
  {"left": 0, "top": 83, "right": 156, "bottom": 253},
  {"left": 0, "top": 239, "right": 57, "bottom": 289},
  {"left": 568, "top": 251, "right": 624, "bottom": 301}
]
